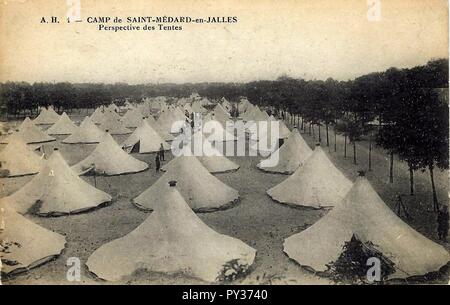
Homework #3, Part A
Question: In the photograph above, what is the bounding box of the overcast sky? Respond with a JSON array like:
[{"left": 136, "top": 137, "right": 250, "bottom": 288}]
[{"left": 0, "top": 0, "right": 447, "bottom": 84}]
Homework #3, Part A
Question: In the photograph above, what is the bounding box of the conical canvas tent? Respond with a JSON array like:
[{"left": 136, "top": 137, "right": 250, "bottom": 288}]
[
  {"left": 1, "top": 124, "right": 56, "bottom": 144},
  {"left": 203, "top": 120, "right": 236, "bottom": 142},
  {"left": 107, "top": 103, "right": 120, "bottom": 113},
  {"left": 267, "top": 146, "right": 352, "bottom": 208},
  {"left": 0, "top": 205, "right": 66, "bottom": 275},
  {"left": 3, "top": 149, "right": 112, "bottom": 216},
  {"left": 157, "top": 111, "right": 185, "bottom": 134},
  {"left": 120, "top": 108, "right": 144, "bottom": 128},
  {"left": 62, "top": 116, "right": 105, "bottom": 144},
  {"left": 90, "top": 107, "right": 105, "bottom": 124},
  {"left": 284, "top": 176, "right": 450, "bottom": 280},
  {"left": 46, "top": 112, "right": 78, "bottom": 135},
  {"left": 33, "top": 107, "right": 60, "bottom": 125},
  {"left": 87, "top": 182, "right": 255, "bottom": 282},
  {"left": 258, "top": 128, "right": 312, "bottom": 174},
  {"left": 72, "top": 133, "right": 148, "bottom": 176},
  {"left": 18, "top": 117, "right": 34, "bottom": 130},
  {"left": 163, "top": 133, "right": 239, "bottom": 174},
  {"left": 133, "top": 156, "right": 239, "bottom": 212},
  {"left": 98, "top": 116, "right": 131, "bottom": 135},
  {"left": 121, "top": 120, "right": 170, "bottom": 154},
  {"left": 183, "top": 103, "right": 193, "bottom": 114},
  {"left": 0, "top": 136, "right": 44, "bottom": 177},
  {"left": 221, "top": 97, "right": 232, "bottom": 111},
  {"left": 146, "top": 117, "right": 174, "bottom": 142},
  {"left": 212, "top": 104, "right": 231, "bottom": 126},
  {"left": 191, "top": 101, "right": 207, "bottom": 113},
  {"left": 278, "top": 120, "right": 291, "bottom": 139}
]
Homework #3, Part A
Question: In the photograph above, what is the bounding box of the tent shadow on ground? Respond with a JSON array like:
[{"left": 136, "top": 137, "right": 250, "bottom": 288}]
[{"left": 131, "top": 197, "right": 241, "bottom": 214}]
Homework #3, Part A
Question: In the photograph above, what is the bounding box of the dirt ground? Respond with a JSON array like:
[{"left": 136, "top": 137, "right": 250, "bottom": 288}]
[{"left": 1, "top": 113, "right": 449, "bottom": 285}]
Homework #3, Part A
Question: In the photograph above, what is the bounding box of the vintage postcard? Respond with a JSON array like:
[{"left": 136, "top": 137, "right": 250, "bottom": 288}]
[{"left": 0, "top": 0, "right": 448, "bottom": 292}]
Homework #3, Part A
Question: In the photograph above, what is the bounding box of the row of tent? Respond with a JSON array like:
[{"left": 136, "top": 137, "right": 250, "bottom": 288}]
[
  {"left": 1, "top": 98, "right": 449, "bottom": 282},
  {"left": 0, "top": 100, "right": 250, "bottom": 279},
  {"left": 251, "top": 116, "right": 450, "bottom": 280}
]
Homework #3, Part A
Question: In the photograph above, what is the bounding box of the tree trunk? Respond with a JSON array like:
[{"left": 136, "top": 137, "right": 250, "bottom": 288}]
[
  {"left": 326, "top": 123, "right": 329, "bottom": 146},
  {"left": 409, "top": 165, "right": 414, "bottom": 195},
  {"left": 353, "top": 141, "right": 357, "bottom": 165},
  {"left": 334, "top": 129, "right": 337, "bottom": 152},
  {"left": 429, "top": 165, "right": 439, "bottom": 211},
  {"left": 389, "top": 152, "right": 394, "bottom": 183},
  {"left": 368, "top": 135, "right": 372, "bottom": 171},
  {"left": 318, "top": 124, "right": 321, "bottom": 142},
  {"left": 344, "top": 135, "right": 347, "bottom": 158}
]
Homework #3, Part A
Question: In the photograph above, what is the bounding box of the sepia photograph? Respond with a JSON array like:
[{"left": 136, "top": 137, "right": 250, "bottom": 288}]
[{"left": 0, "top": 0, "right": 449, "bottom": 293}]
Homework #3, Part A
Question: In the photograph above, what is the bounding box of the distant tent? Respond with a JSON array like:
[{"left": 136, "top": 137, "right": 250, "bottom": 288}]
[
  {"left": 72, "top": 133, "right": 148, "bottom": 176},
  {"left": 191, "top": 101, "right": 208, "bottom": 113},
  {"left": 267, "top": 146, "right": 352, "bottom": 208},
  {"left": 33, "top": 107, "right": 60, "bottom": 125},
  {"left": 183, "top": 103, "right": 193, "bottom": 114},
  {"left": 144, "top": 117, "right": 173, "bottom": 142},
  {"left": 284, "top": 176, "right": 450, "bottom": 280},
  {"left": 221, "top": 97, "right": 232, "bottom": 111},
  {"left": 98, "top": 109, "right": 122, "bottom": 124},
  {"left": 121, "top": 108, "right": 144, "bottom": 128},
  {"left": 107, "top": 103, "right": 120, "bottom": 113},
  {"left": 163, "top": 133, "right": 239, "bottom": 174},
  {"left": 90, "top": 107, "right": 105, "bottom": 124},
  {"left": 46, "top": 112, "right": 78, "bottom": 135},
  {"left": 87, "top": 182, "right": 255, "bottom": 282},
  {"left": 62, "top": 117, "right": 105, "bottom": 144},
  {"left": 0, "top": 136, "right": 44, "bottom": 177},
  {"left": 157, "top": 110, "right": 185, "bottom": 134},
  {"left": 212, "top": 104, "right": 231, "bottom": 126},
  {"left": 3, "top": 149, "right": 112, "bottom": 216},
  {"left": 203, "top": 120, "right": 236, "bottom": 142},
  {"left": 1, "top": 124, "right": 55, "bottom": 144},
  {"left": 238, "top": 98, "right": 252, "bottom": 113},
  {"left": 0, "top": 205, "right": 66, "bottom": 275},
  {"left": 122, "top": 120, "right": 170, "bottom": 154},
  {"left": 133, "top": 156, "right": 239, "bottom": 212},
  {"left": 98, "top": 116, "right": 131, "bottom": 135},
  {"left": 18, "top": 117, "right": 34, "bottom": 130},
  {"left": 258, "top": 128, "right": 311, "bottom": 174}
]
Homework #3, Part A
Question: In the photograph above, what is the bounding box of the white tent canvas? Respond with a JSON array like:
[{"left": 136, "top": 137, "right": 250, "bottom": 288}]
[
  {"left": 203, "top": 120, "right": 236, "bottom": 142},
  {"left": 267, "top": 146, "right": 353, "bottom": 208},
  {"left": 0, "top": 136, "right": 44, "bottom": 177},
  {"left": 99, "top": 116, "right": 131, "bottom": 135},
  {"left": 133, "top": 156, "right": 239, "bottom": 212},
  {"left": 90, "top": 107, "right": 105, "bottom": 124},
  {"left": 122, "top": 121, "right": 170, "bottom": 154},
  {"left": 33, "top": 107, "right": 60, "bottom": 125},
  {"left": 0, "top": 206, "right": 66, "bottom": 275},
  {"left": 284, "top": 176, "right": 450, "bottom": 280},
  {"left": 62, "top": 117, "right": 105, "bottom": 144},
  {"left": 121, "top": 108, "right": 144, "bottom": 128},
  {"left": 18, "top": 117, "right": 34, "bottom": 130},
  {"left": 46, "top": 112, "right": 78, "bottom": 135},
  {"left": 72, "top": 133, "right": 148, "bottom": 175},
  {"left": 164, "top": 133, "right": 239, "bottom": 174},
  {"left": 1, "top": 124, "right": 55, "bottom": 144},
  {"left": 87, "top": 182, "right": 255, "bottom": 282},
  {"left": 3, "top": 149, "right": 112, "bottom": 216},
  {"left": 258, "top": 128, "right": 312, "bottom": 174}
]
